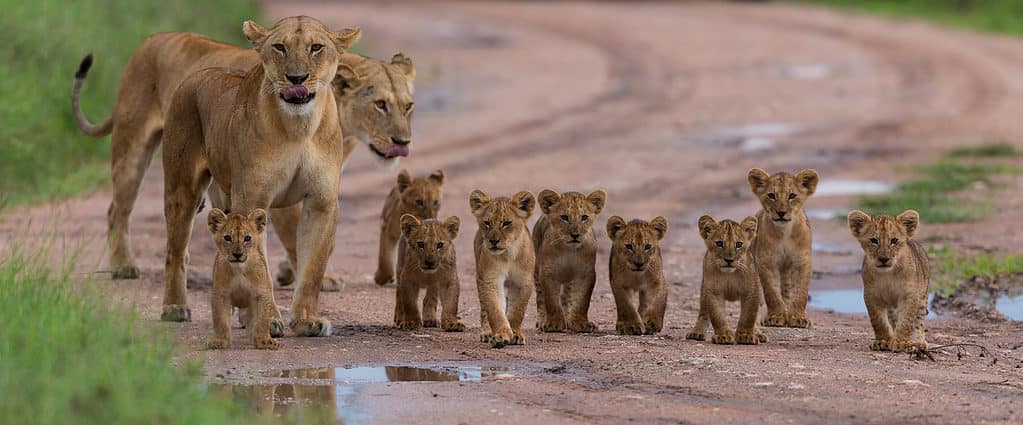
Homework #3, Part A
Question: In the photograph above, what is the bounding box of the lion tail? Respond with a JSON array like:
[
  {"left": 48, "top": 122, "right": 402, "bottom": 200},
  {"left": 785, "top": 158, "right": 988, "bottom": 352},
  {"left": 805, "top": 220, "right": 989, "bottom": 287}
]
[{"left": 72, "top": 53, "right": 114, "bottom": 137}]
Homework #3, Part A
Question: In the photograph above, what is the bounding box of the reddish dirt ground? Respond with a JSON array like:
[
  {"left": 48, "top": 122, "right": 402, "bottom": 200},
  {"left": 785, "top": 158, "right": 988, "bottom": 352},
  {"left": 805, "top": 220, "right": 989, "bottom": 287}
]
[{"left": 4, "top": 1, "right": 1023, "bottom": 424}]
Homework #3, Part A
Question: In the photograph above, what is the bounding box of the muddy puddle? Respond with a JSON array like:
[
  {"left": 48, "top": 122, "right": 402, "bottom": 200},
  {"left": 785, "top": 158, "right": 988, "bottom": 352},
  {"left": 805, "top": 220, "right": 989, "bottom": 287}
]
[
  {"left": 810, "top": 286, "right": 1023, "bottom": 321},
  {"left": 815, "top": 180, "right": 893, "bottom": 197},
  {"left": 809, "top": 288, "right": 936, "bottom": 318},
  {"left": 931, "top": 274, "right": 1023, "bottom": 322}
]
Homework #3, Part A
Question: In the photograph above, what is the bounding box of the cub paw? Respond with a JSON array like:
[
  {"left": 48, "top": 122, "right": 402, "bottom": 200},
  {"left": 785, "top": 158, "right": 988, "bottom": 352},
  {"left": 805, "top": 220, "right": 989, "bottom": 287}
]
[
  {"left": 395, "top": 319, "right": 423, "bottom": 330},
  {"left": 275, "top": 261, "right": 295, "bottom": 287},
  {"left": 161, "top": 305, "right": 192, "bottom": 322},
  {"left": 269, "top": 319, "right": 286, "bottom": 338},
  {"left": 319, "top": 275, "right": 344, "bottom": 292},
  {"left": 511, "top": 330, "right": 526, "bottom": 345},
  {"left": 290, "top": 317, "right": 332, "bottom": 337},
  {"left": 374, "top": 270, "right": 394, "bottom": 286},
  {"left": 616, "top": 321, "right": 645, "bottom": 336},
  {"left": 736, "top": 332, "right": 761, "bottom": 345},
  {"left": 761, "top": 314, "right": 787, "bottom": 327},
  {"left": 112, "top": 265, "right": 141, "bottom": 280},
  {"left": 643, "top": 320, "right": 662, "bottom": 335},
  {"left": 712, "top": 330, "right": 736, "bottom": 345},
  {"left": 786, "top": 314, "right": 812, "bottom": 329},
  {"left": 539, "top": 317, "right": 566, "bottom": 333},
  {"left": 870, "top": 339, "right": 892, "bottom": 351},
  {"left": 890, "top": 339, "right": 920, "bottom": 353},
  {"left": 756, "top": 332, "right": 768, "bottom": 343},
  {"left": 568, "top": 320, "right": 598, "bottom": 333},
  {"left": 254, "top": 337, "right": 280, "bottom": 350},
  {"left": 205, "top": 338, "right": 230, "bottom": 350},
  {"left": 422, "top": 319, "right": 440, "bottom": 328},
  {"left": 685, "top": 331, "right": 706, "bottom": 341},
  {"left": 489, "top": 328, "right": 514, "bottom": 349},
  {"left": 442, "top": 320, "right": 465, "bottom": 332}
]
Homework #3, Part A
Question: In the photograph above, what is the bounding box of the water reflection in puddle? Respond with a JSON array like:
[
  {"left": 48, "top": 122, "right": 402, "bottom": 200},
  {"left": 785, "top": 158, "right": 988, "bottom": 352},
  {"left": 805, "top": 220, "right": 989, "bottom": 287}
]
[
  {"left": 809, "top": 289, "right": 937, "bottom": 318},
  {"left": 815, "top": 180, "right": 893, "bottom": 196},
  {"left": 266, "top": 365, "right": 505, "bottom": 383}
]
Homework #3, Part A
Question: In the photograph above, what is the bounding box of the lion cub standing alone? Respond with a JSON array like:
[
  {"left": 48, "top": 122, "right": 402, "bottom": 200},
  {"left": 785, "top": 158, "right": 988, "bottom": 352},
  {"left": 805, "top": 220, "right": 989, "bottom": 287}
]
[
  {"left": 606, "top": 216, "right": 669, "bottom": 335},
  {"left": 207, "top": 208, "right": 282, "bottom": 349},
  {"left": 469, "top": 189, "right": 536, "bottom": 348},
  {"left": 848, "top": 210, "right": 930, "bottom": 353},
  {"left": 687, "top": 216, "right": 766, "bottom": 345},
  {"left": 375, "top": 169, "right": 445, "bottom": 286},
  {"left": 394, "top": 214, "right": 464, "bottom": 332}
]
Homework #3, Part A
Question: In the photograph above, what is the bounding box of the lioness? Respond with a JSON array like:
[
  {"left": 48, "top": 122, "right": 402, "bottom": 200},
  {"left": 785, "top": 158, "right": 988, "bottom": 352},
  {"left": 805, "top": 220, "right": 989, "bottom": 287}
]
[
  {"left": 469, "top": 189, "right": 536, "bottom": 348},
  {"left": 606, "top": 216, "right": 669, "bottom": 335},
  {"left": 72, "top": 30, "right": 415, "bottom": 285},
  {"left": 686, "top": 215, "right": 766, "bottom": 345},
  {"left": 159, "top": 17, "right": 356, "bottom": 337},
  {"left": 747, "top": 168, "right": 819, "bottom": 328},
  {"left": 848, "top": 210, "right": 930, "bottom": 353},
  {"left": 206, "top": 208, "right": 281, "bottom": 350},
  {"left": 533, "top": 189, "right": 606, "bottom": 333},
  {"left": 374, "top": 169, "right": 445, "bottom": 286},
  {"left": 394, "top": 214, "right": 464, "bottom": 332}
]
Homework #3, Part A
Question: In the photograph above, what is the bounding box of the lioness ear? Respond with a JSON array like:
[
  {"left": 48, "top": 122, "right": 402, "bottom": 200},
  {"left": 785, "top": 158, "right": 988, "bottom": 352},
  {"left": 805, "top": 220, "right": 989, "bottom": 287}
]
[
  {"left": 697, "top": 215, "right": 717, "bottom": 240},
  {"left": 332, "top": 27, "right": 362, "bottom": 52},
  {"left": 897, "top": 210, "right": 920, "bottom": 239},
  {"left": 391, "top": 52, "right": 416, "bottom": 82},
  {"left": 396, "top": 169, "right": 412, "bottom": 193},
  {"left": 400, "top": 214, "right": 420, "bottom": 238},
  {"left": 847, "top": 210, "right": 872, "bottom": 238},
  {"left": 333, "top": 63, "right": 363, "bottom": 94},
  {"left": 587, "top": 189, "right": 607, "bottom": 214},
  {"left": 512, "top": 191, "right": 535, "bottom": 219},
  {"left": 606, "top": 216, "right": 626, "bottom": 241},
  {"left": 208, "top": 209, "right": 227, "bottom": 234},
  {"left": 469, "top": 189, "right": 490, "bottom": 218},
  {"left": 650, "top": 216, "right": 669, "bottom": 241},
  {"left": 443, "top": 216, "right": 460, "bottom": 240},
  {"left": 796, "top": 169, "right": 820, "bottom": 196},
  {"left": 538, "top": 189, "right": 561, "bottom": 215},
  {"left": 249, "top": 209, "right": 267, "bottom": 232},
  {"left": 740, "top": 216, "right": 759, "bottom": 240},
  {"left": 747, "top": 168, "right": 770, "bottom": 195},
  {"left": 428, "top": 169, "right": 445, "bottom": 186},
  {"left": 242, "top": 21, "right": 268, "bottom": 47}
]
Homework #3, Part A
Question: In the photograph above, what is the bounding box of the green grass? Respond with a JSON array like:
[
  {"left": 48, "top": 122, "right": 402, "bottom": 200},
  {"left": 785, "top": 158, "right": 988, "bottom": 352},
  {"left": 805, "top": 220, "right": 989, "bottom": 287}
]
[
  {"left": 0, "top": 0, "right": 260, "bottom": 208},
  {"left": 930, "top": 246, "right": 1023, "bottom": 296},
  {"left": 946, "top": 142, "right": 1018, "bottom": 158},
  {"left": 797, "top": 0, "right": 1023, "bottom": 36}
]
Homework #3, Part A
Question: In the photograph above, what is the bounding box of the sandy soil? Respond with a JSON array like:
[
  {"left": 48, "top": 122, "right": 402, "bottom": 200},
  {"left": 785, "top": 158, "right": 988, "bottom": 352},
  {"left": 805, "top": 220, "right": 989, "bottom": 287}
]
[{"left": 3, "top": 1, "right": 1023, "bottom": 424}]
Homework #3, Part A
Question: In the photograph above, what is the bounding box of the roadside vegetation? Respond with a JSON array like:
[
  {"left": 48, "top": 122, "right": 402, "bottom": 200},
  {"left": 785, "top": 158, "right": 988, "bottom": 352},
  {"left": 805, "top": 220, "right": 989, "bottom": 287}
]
[
  {"left": 0, "top": 0, "right": 260, "bottom": 208},
  {"left": 930, "top": 246, "right": 1023, "bottom": 296},
  {"left": 798, "top": 0, "right": 1023, "bottom": 36}
]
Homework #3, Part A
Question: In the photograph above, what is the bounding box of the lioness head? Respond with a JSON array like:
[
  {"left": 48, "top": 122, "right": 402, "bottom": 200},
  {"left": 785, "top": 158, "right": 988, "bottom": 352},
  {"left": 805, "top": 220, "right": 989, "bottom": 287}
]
[
  {"left": 538, "top": 189, "right": 606, "bottom": 248},
  {"left": 747, "top": 168, "right": 819, "bottom": 225},
  {"left": 606, "top": 216, "right": 668, "bottom": 273},
  {"left": 243, "top": 16, "right": 361, "bottom": 115},
  {"left": 396, "top": 169, "right": 444, "bottom": 220},
  {"left": 208, "top": 208, "right": 267, "bottom": 264},
  {"left": 848, "top": 209, "right": 920, "bottom": 272},
  {"left": 334, "top": 52, "right": 415, "bottom": 164},
  {"left": 401, "top": 214, "right": 459, "bottom": 274},
  {"left": 698, "top": 215, "right": 758, "bottom": 273},
  {"left": 469, "top": 189, "right": 535, "bottom": 255}
]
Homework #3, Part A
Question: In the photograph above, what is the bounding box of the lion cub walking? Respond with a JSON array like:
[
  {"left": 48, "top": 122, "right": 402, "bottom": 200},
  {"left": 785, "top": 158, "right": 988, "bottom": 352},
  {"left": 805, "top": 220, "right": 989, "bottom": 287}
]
[
  {"left": 207, "top": 209, "right": 282, "bottom": 349},
  {"left": 848, "top": 210, "right": 930, "bottom": 353},
  {"left": 394, "top": 214, "right": 464, "bottom": 332},
  {"left": 687, "top": 216, "right": 766, "bottom": 345},
  {"left": 607, "top": 216, "right": 669, "bottom": 335},
  {"left": 375, "top": 169, "right": 445, "bottom": 286},
  {"left": 533, "top": 189, "right": 607, "bottom": 333},
  {"left": 469, "top": 189, "right": 536, "bottom": 348}
]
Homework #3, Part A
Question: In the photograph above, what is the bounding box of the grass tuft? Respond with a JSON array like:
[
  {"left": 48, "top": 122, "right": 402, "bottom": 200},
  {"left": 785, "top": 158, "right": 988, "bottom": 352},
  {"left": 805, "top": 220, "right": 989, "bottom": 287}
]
[
  {"left": 797, "top": 0, "right": 1023, "bottom": 36},
  {"left": 947, "top": 142, "right": 1018, "bottom": 158},
  {"left": 930, "top": 246, "right": 1023, "bottom": 296}
]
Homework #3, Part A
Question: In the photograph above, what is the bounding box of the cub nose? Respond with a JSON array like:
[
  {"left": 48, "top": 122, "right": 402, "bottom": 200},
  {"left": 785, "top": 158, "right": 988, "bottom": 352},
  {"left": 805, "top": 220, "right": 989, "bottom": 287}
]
[
  {"left": 776, "top": 211, "right": 788, "bottom": 220},
  {"left": 232, "top": 252, "right": 244, "bottom": 260},
  {"left": 878, "top": 256, "right": 891, "bottom": 266},
  {"left": 570, "top": 233, "right": 581, "bottom": 241},
  {"left": 724, "top": 258, "right": 735, "bottom": 266},
  {"left": 423, "top": 260, "right": 437, "bottom": 269},
  {"left": 286, "top": 74, "right": 309, "bottom": 85},
  {"left": 391, "top": 137, "right": 411, "bottom": 146},
  {"left": 488, "top": 238, "right": 500, "bottom": 246},
  {"left": 631, "top": 260, "right": 645, "bottom": 268}
]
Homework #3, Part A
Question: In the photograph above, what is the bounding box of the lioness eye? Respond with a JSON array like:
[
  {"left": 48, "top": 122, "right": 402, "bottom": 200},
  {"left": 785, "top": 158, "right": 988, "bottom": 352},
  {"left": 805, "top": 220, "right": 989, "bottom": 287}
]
[
  {"left": 375, "top": 100, "right": 388, "bottom": 112},
  {"left": 416, "top": 200, "right": 424, "bottom": 208},
  {"left": 436, "top": 242, "right": 444, "bottom": 249},
  {"left": 310, "top": 43, "right": 323, "bottom": 53},
  {"left": 644, "top": 244, "right": 652, "bottom": 251},
  {"left": 272, "top": 43, "right": 286, "bottom": 53},
  {"left": 767, "top": 193, "right": 777, "bottom": 200},
  {"left": 715, "top": 241, "right": 723, "bottom": 248},
  {"left": 417, "top": 241, "right": 425, "bottom": 248},
  {"left": 625, "top": 244, "right": 634, "bottom": 252},
  {"left": 581, "top": 215, "right": 589, "bottom": 222},
  {"left": 244, "top": 235, "right": 252, "bottom": 242},
  {"left": 869, "top": 238, "right": 879, "bottom": 245},
  {"left": 224, "top": 235, "right": 233, "bottom": 242},
  {"left": 502, "top": 220, "right": 512, "bottom": 228},
  {"left": 788, "top": 193, "right": 797, "bottom": 200},
  {"left": 890, "top": 238, "right": 899, "bottom": 245},
  {"left": 736, "top": 241, "right": 743, "bottom": 248},
  {"left": 560, "top": 215, "right": 570, "bottom": 223}
]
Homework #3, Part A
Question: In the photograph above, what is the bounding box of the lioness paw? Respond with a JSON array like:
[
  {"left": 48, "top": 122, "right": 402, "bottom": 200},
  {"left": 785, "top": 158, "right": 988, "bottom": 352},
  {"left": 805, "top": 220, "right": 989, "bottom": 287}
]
[
  {"left": 489, "top": 329, "right": 514, "bottom": 349},
  {"left": 617, "top": 321, "right": 645, "bottom": 336},
  {"left": 756, "top": 332, "right": 768, "bottom": 343},
  {"left": 290, "top": 317, "right": 332, "bottom": 337},
  {"left": 374, "top": 270, "right": 395, "bottom": 286},
  {"left": 269, "top": 319, "right": 286, "bottom": 338},
  {"left": 254, "top": 337, "right": 280, "bottom": 350},
  {"left": 736, "top": 332, "right": 761, "bottom": 345},
  {"left": 761, "top": 314, "right": 786, "bottom": 327},
  {"left": 422, "top": 319, "right": 440, "bottom": 328},
  {"left": 161, "top": 305, "right": 192, "bottom": 322},
  {"left": 275, "top": 261, "right": 295, "bottom": 287},
  {"left": 685, "top": 331, "right": 706, "bottom": 341},
  {"left": 568, "top": 320, "right": 598, "bottom": 333},
  {"left": 112, "top": 265, "right": 141, "bottom": 280},
  {"left": 511, "top": 330, "right": 526, "bottom": 345},
  {"left": 205, "top": 338, "right": 230, "bottom": 350},
  {"left": 395, "top": 319, "right": 423, "bottom": 330},
  {"left": 712, "top": 330, "right": 736, "bottom": 345},
  {"left": 479, "top": 330, "right": 493, "bottom": 343},
  {"left": 786, "top": 314, "right": 812, "bottom": 329},
  {"left": 643, "top": 320, "right": 662, "bottom": 335},
  {"left": 319, "top": 275, "right": 344, "bottom": 292},
  {"left": 870, "top": 339, "right": 892, "bottom": 351},
  {"left": 539, "top": 317, "right": 566, "bottom": 333},
  {"left": 442, "top": 320, "right": 465, "bottom": 332}
]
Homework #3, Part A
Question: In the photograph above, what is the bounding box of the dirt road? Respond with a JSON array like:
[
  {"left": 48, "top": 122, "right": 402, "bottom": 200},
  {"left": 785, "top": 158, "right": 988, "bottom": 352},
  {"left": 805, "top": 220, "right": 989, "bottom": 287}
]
[{"left": 4, "top": 1, "right": 1023, "bottom": 424}]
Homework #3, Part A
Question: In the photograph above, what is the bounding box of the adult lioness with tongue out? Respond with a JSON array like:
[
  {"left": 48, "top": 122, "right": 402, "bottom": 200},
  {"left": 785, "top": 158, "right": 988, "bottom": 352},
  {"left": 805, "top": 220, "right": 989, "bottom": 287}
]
[{"left": 159, "top": 16, "right": 357, "bottom": 337}]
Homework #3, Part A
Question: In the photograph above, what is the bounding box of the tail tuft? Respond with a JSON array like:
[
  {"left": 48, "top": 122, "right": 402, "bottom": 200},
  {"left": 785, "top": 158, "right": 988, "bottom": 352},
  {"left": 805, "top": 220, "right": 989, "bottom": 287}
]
[{"left": 75, "top": 54, "right": 93, "bottom": 79}]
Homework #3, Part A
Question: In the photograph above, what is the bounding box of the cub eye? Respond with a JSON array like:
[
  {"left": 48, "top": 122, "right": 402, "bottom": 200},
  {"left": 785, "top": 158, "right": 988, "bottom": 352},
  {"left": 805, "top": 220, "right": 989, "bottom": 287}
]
[
  {"left": 436, "top": 242, "right": 444, "bottom": 249},
  {"left": 644, "top": 244, "right": 652, "bottom": 251},
  {"left": 735, "top": 241, "right": 743, "bottom": 248},
  {"left": 767, "top": 193, "right": 777, "bottom": 201},
  {"left": 502, "top": 220, "right": 512, "bottom": 228},
  {"left": 560, "top": 215, "right": 570, "bottom": 223},
  {"left": 375, "top": 100, "right": 388, "bottom": 112},
  {"left": 890, "top": 238, "right": 899, "bottom": 245},
  {"left": 244, "top": 235, "right": 252, "bottom": 242},
  {"left": 223, "top": 235, "right": 233, "bottom": 242},
  {"left": 416, "top": 200, "right": 424, "bottom": 208},
  {"left": 788, "top": 193, "right": 797, "bottom": 200},
  {"left": 483, "top": 221, "right": 491, "bottom": 229},
  {"left": 416, "top": 241, "right": 425, "bottom": 248},
  {"left": 310, "top": 43, "right": 323, "bottom": 53},
  {"left": 869, "top": 238, "right": 879, "bottom": 245},
  {"left": 272, "top": 43, "right": 286, "bottom": 53},
  {"left": 581, "top": 214, "right": 589, "bottom": 222},
  {"left": 405, "top": 103, "right": 414, "bottom": 114},
  {"left": 625, "top": 244, "right": 634, "bottom": 252},
  {"left": 433, "top": 201, "right": 440, "bottom": 209},
  {"left": 715, "top": 241, "right": 723, "bottom": 248}
]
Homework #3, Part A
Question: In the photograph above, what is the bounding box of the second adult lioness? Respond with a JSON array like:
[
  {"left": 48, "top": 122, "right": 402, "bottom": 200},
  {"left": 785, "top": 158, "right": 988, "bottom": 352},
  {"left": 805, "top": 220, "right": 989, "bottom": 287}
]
[
  {"left": 607, "top": 216, "right": 669, "bottom": 335},
  {"left": 374, "top": 169, "right": 445, "bottom": 286},
  {"left": 533, "top": 189, "right": 606, "bottom": 333},
  {"left": 747, "top": 168, "right": 819, "bottom": 328},
  {"left": 848, "top": 210, "right": 930, "bottom": 353},
  {"left": 160, "top": 17, "right": 357, "bottom": 337},
  {"left": 394, "top": 214, "right": 464, "bottom": 332}
]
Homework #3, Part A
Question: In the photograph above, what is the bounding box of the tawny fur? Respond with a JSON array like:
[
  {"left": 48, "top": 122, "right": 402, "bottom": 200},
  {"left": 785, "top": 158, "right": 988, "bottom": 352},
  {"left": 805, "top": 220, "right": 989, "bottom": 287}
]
[
  {"left": 470, "top": 189, "right": 536, "bottom": 348},
  {"left": 606, "top": 216, "right": 669, "bottom": 335},
  {"left": 393, "top": 214, "right": 464, "bottom": 332},
  {"left": 747, "top": 168, "right": 819, "bottom": 328},
  {"left": 532, "top": 189, "right": 606, "bottom": 333},
  {"left": 848, "top": 210, "right": 930, "bottom": 353},
  {"left": 375, "top": 169, "right": 445, "bottom": 286},
  {"left": 687, "top": 215, "right": 766, "bottom": 345}
]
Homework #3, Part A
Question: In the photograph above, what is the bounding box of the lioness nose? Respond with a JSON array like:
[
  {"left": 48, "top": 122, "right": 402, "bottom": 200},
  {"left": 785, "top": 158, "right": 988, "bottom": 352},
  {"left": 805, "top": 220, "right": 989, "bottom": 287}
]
[
  {"left": 286, "top": 74, "right": 309, "bottom": 85},
  {"left": 391, "top": 137, "right": 411, "bottom": 146}
]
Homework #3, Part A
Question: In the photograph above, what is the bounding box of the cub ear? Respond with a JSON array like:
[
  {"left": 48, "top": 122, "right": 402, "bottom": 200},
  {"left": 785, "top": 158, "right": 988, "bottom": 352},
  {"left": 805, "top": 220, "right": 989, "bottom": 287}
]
[
  {"left": 697, "top": 215, "right": 717, "bottom": 240},
  {"left": 443, "top": 216, "right": 460, "bottom": 240},
  {"left": 740, "top": 216, "right": 759, "bottom": 240},
  {"left": 208, "top": 208, "right": 227, "bottom": 234},
  {"left": 847, "top": 210, "right": 872, "bottom": 238},
  {"left": 332, "top": 27, "right": 362, "bottom": 52},
  {"left": 428, "top": 169, "right": 445, "bottom": 186},
  {"left": 396, "top": 169, "right": 412, "bottom": 193},
  {"left": 897, "top": 210, "right": 920, "bottom": 238},
  {"left": 650, "top": 216, "right": 669, "bottom": 241},
  {"left": 400, "top": 214, "right": 421, "bottom": 238},
  {"left": 747, "top": 168, "right": 771, "bottom": 195},
  {"left": 391, "top": 52, "right": 416, "bottom": 82},
  {"left": 333, "top": 63, "right": 363, "bottom": 94},
  {"left": 606, "top": 216, "right": 627, "bottom": 241},
  {"left": 796, "top": 169, "right": 820, "bottom": 196},
  {"left": 469, "top": 189, "right": 490, "bottom": 218},
  {"left": 242, "top": 21, "right": 268, "bottom": 47},
  {"left": 538, "top": 189, "right": 561, "bottom": 215},
  {"left": 586, "top": 189, "right": 607, "bottom": 214},
  {"left": 248, "top": 209, "right": 268, "bottom": 232},
  {"left": 512, "top": 191, "right": 536, "bottom": 219}
]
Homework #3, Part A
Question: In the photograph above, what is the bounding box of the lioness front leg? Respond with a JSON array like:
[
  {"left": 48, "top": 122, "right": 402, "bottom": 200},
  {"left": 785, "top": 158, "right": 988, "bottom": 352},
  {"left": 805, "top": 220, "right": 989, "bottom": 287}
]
[
  {"left": 374, "top": 221, "right": 400, "bottom": 286},
  {"left": 269, "top": 204, "right": 343, "bottom": 292},
  {"left": 160, "top": 155, "right": 210, "bottom": 322},
  {"left": 289, "top": 196, "right": 338, "bottom": 337}
]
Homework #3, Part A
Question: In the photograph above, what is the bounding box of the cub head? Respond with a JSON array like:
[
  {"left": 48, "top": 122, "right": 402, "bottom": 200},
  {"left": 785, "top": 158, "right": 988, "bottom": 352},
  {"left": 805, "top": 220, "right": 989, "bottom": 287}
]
[
  {"left": 606, "top": 216, "right": 668, "bottom": 273},
  {"left": 334, "top": 52, "right": 416, "bottom": 165},
  {"left": 401, "top": 214, "right": 459, "bottom": 274},
  {"left": 396, "top": 169, "right": 444, "bottom": 220},
  {"left": 848, "top": 209, "right": 920, "bottom": 272},
  {"left": 698, "top": 215, "right": 758, "bottom": 273},
  {"left": 243, "top": 16, "right": 361, "bottom": 115},
  {"left": 208, "top": 208, "right": 267, "bottom": 264},
  {"left": 538, "top": 189, "right": 606, "bottom": 248},
  {"left": 747, "top": 168, "right": 819, "bottom": 225},
  {"left": 469, "top": 189, "right": 535, "bottom": 255}
]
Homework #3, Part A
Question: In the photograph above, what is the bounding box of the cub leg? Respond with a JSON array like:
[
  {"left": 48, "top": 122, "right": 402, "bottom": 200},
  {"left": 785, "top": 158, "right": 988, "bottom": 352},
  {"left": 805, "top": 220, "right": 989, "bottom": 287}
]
[
  {"left": 479, "top": 308, "right": 493, "bottom": 343},
  {"left": 394, "top": 280, "right": 422, "bottom": 330},
  {"left": 440, "top": 278, "right": 464, "bottom": 332},
  {"left": 735, "top": 291, "right": 764, "bottom": 345},
  {"left": 782, "top": 261, "right": 812, "bottom": 328},
  {"left": 686, "top": 302, "right": 710, "bottom": 341},
  {"left": 891, "top": 298, "right": 928, "bottom": 352},
  {"left": 866, "top": 296, "right": 894, "bottom": 351},
  {"left": 537, "top": 270, "right": 565, "bottom": 332},
  {"left": 421, "top": 284, "right": 440, "bottom": 328},
  {"left": 207, "top": 285, "right": 232, "bottom": 349},
  {"left": 706, "top": 296, "right": 734, "bottom": 344},
  {"left": 612, "top": 285, "right": 644, "bottom": 335},
  {"left": 565, "top": 273, "right": 598, "bottom": 333},
  {"left": 506, "top": 277, "right": 534, "bottom": 345},
  {"left": 759, "top": 266, "right": 787, "bottom": 327},
  {"left": 251, "top": 282, "right": 280, "bottom": 350}
]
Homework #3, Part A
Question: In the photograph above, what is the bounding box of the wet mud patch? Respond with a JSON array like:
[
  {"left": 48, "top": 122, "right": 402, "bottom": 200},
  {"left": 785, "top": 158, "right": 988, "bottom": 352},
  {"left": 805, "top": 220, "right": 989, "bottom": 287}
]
[{"left": 931, "top": 273, "right": 1023, "bottom": 322}]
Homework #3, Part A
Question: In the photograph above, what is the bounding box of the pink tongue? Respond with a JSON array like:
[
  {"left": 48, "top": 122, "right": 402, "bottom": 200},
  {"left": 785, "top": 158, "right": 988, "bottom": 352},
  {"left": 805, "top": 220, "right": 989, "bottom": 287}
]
[
  {"left": 385, "top": 144, "right": 410, "bottom": 158},
  {"left": 282, "top": 85, "right": 309, "bottom": 100}
]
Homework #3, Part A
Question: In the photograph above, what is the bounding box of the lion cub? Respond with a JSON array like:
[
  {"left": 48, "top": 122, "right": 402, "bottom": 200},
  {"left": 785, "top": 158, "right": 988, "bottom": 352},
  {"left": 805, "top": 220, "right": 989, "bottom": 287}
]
[
  {"left": 848, "top": 210, "right": 930, "bottom": 353},
  {"left": 687, "top": 216, "right": 766, "bottom": 345},
  {"left": 207, "top": 208, "right": 282, "bottom": 350},
  {"left": 747, "top": 168, "right": 819, "bottom": 328},
  {"left": 533, "top": 189, "right": 607, "bottom": 333},
  {"left": 375, "top": 169, "right": 445, "bottom": 286},
  {"left": 469, "top": 189, "right": 536, "bottom": 348},
  {"left": 394, "top": 214, "right": 464, "bottom": 332},
  {"left": 607, "top": 216, "right": 669, "bottom": 335}
]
